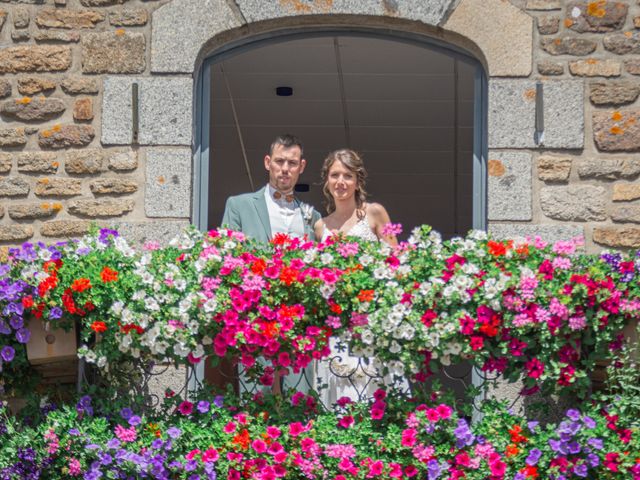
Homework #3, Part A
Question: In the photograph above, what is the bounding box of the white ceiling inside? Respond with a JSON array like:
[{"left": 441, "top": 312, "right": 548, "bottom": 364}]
[{"left": 208, "top": 35, "right": 476, "bottom": 238}]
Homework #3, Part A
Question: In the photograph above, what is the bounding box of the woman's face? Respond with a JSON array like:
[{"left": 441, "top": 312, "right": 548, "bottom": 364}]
[{"left": 327, "top": 160, "right": 357, "bottom": 202}]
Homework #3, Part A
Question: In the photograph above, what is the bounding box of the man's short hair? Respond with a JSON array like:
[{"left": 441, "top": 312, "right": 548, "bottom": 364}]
[{"left": 269, "top": 134, "right": 304, "bottom": 157}]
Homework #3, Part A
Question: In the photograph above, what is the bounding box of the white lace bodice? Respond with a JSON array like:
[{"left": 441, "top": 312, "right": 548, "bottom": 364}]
[{"left": 321, "top": 215, "right": 378, "bottom": 242}]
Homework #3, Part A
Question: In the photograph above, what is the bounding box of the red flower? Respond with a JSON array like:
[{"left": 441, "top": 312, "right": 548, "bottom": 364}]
[
  {"left": 100, "top": 267, "right": 118, "bottom": 283},
  {"left": 177, "top": 401, "right": 193, "bottom": 415},
  {"left": 21, "top": 295, "right": 34, "bottom": 309},
  {"left": 71, "top": 278, "right": 91, "bottom": 293},
  {"left": 90, "top": 321, "right": 107, "bottom": 333},
  {"left": 357, "top": 289, "right": 375, "bottom": 302},
  {"left": 470, "top": 336, "right": 484, "bottom": 351}
]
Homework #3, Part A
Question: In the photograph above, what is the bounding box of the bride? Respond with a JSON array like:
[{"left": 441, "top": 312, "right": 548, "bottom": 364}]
[{"left": 313, "top": 149, "right": 403, "bottom": 408}]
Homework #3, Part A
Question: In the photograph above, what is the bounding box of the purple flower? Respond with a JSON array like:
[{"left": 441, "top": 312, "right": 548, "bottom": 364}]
[
  {"left": 120, "top": 407, "right": 133, "bottom": 420},
  {"left": 582, "top": 416, "right": 596, "bottom": 429},
  {"left": 1, "top": 346, "right": 14, "bottom": 362},
  {"left": 151, "top": 439, "right": 163, "bottom": 450},
  {"left": 197, "top": 401, "right": 210, "bottom": 414},
  {"left": 453, "top": 419, "right": 475, "bottom": 448},
  {"left": 573, "top": 464, "right": 588, "bottom": 477},
  {"left": 128, "top": 415, "right": 141, "bottom": 426},
  {"left": 566, "top": 409, "right": 581, "bottom": 421},
  {"left": 69, "top": 428, "right": 80, "bottom": 436},
  {"left": 426, "top": 459, "right": 441, "bottom": 480},
  {"left": 167, "top": 427, "right": 181, "bottom": 439},
  {"left": 106, "top": 438, "right": 120, "bottom": 449},
  {"left": 587, "top": 438, "right": 603, "bottom": 450},
  {"left": 49, "top": 307, "right": 63, "bottom": 320},
  {"left": 0, "top": 322, "right": 10, "bottom": 335},
  {"left": 15, "top": 328, "right": 30, "bottom": 344},
  {"left": 527, "top": 421, "right": 539, "bottom": 433},
  {"left": 213, "top": 395, "right": 224, "bottom": 408},
  {"left": 526, "top": 448, "right": 542, "bottom": 466},
  {"left": 587, "top": 453, "right": 600, "bottom": 467},
  {"left": 9, "top": 317, "right": 23, "bottom": 330}
]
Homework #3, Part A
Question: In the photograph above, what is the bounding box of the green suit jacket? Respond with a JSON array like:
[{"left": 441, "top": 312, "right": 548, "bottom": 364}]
[{"left": 221, "top": 186, "right": 322, "bottom": 243}]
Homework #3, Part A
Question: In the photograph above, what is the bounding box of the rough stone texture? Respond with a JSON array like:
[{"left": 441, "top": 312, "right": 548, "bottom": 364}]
[
  {"left": 80, "top": 0, "right": 128, "bottom": 5},
  {"left": 0, "top": 80, "right": 11, "bottom": 99},
  {"left": 635, "top": 15, "right": 640, "bottom": 29},
  {"left": 0, "top": 226, "right": 33, "bottom": 242},
  {"left": 541, "top": 37, "right": 597, "bottom": 55},
  {"left": 68, "top": 198, "right": 135, "bottom": 217},
  {"left": 13, "top": 6, "right": 29, "bottom": 28},
  {"left": 0, "top": 9, "right": 6, "bottom": 31},
  {"left": 33, "top": 30, "right": 80, "bottom": 42},
  {"left": 526, "top": 0, "right": 561, "bottom": 9},
  {"left": 611, "top": 204, "right": 640, "bottom": 223},
  {"left": 38, "top": 124, "right": 95, "bottom": 149},
  {"left": 17, "top": 76, "right": 56, "bottom": 95},
  {"left": 625, "top": 59, "right": 640, "bottom": 75},
  {"left": 0, "top": 128, "right": 27, "bottom": 147},
  {"left": 487, "top": 151, "right": 531, "bottom": 221},
  {"left": 613, "top": 184, "right": 640, "bottom": 201},
  {"left": 578, "top": 158, "right": 640, "bottom": 179},
  {"left": 604, "top": 31, "right": 640, "bottom": 55},
  {"left": 537, "top": 155, "right": 572, "bottom": 182},
  {"left": 0, "top": 46, "right": 71, "bottom": 73},
  {"left": 61, "top": 76, "right": 99, "bottom": 95},
  {"left": 145, "top": 148, "right": 192, "bottom": 217},
  {"left": 102, "top": 77, "right": 193, "bottom": 145},
  {"left": 90, "top": 178, "right": 138, "bottom": 194},
  {"left": 565, "top": 1, "right": 628, "bottom": 33},
  {"left": 1, "top": 97, "right": 66, "bottom": 121},
  {"left": 81, "top": 31, "right": 145, "bottom": 74},
  {"left": 538, "top": 15, "right": 559, "bottom": 34},
  {"left": 73, "top": 98, "right": 93, "bottom": 121},
  {"left": 0, "top": 153, "right": 11, "bottom": 173},
  {"left": 8, "top": 202, "right": 61, "bottom": 220},
  {"left": 11, "top": 30, "right": 30, "bottom": 42},
  {"left": 65, "top": 149, "right": 107, "bottom": 174},
  {"left": 108, "top": 150, "right": 137, "bottom": 171},
  {"left": 569, "top": 59, "right": 621, "bottom": 77},
  {"left": 444, "top": 0, "right": 532, "bottom": 77},
  {"left": 593, "top": 227, "right": 640, "bottom": 247},
  {"left": 593, "top": 109, "right": 640, "bottom": 152},
  {"left": 0, "top": 205, "right": 4, "bottom": 218},
  {"left": 17, "top": 151, "right": 59, "bottom": 173},
  {"left": 489, "top": 223, "right": 584, "bottom": 244},
  {"left": 35, "top": 9, "right": 104, "bottom": 29},
  {"left": 109, "top": 8, "right": 147, "bottom": 25},
  {"left": 151, "top": 0, "right": 244, "bottom": 73},
  {"left": 108, "top": 220, "right": 190, "bottom": 245},
  {"left": 540, "top": 185, "right": 607, "bottom": 221},
  {"left": 35, "top": 177, "right": 82, "bottom": 196},
  {"left": 0, "top": 177, "right": 30, "bottom": 197},
  {"left": 489, "top": 80, "right": 584, "bottom": 149},
  {"left": 40, "top": 220, "right": 90, "bottom": 237},
  {"left": 589, "top": 81, "right": 640, "bottom": 105}
]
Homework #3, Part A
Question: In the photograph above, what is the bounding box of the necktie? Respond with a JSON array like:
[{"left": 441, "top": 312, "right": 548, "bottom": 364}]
[{"left": 273, "top": 191, "right": 295, "bottom": 203}]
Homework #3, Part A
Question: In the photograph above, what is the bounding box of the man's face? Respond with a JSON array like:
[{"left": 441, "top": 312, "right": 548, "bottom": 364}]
[{"left": 264, "top": 144, "right": 306, "bottom": 193}]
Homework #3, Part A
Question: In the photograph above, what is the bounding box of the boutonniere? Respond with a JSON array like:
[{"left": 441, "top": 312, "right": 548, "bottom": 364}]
[{"left": 300, "top": 203, "right": 314, "bottom": 224}]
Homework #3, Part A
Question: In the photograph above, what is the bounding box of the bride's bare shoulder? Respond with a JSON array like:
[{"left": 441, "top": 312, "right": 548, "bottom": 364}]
[{"left": 365, "top": 202, "right": 389, "bottom": 219}]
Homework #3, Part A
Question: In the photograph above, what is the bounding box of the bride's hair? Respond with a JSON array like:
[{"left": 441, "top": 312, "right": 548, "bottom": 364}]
[{"left": 321, "top": 149, "right": 368, "bottom": 215}]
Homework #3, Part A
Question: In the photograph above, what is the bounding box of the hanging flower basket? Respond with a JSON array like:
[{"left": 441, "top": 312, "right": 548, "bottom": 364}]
[{"left": 26, "top": 318, "right": 77, "bottom": 366}]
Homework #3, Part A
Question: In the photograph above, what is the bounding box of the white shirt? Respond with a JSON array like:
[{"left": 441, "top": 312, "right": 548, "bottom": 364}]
[{"left": 264, "top": 184, "right": 305, "bottom": 238}]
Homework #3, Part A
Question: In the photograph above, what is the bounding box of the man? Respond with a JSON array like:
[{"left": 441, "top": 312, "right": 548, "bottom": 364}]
[{"left": 222, "top": 134, "right": 321, "bottom": 242}]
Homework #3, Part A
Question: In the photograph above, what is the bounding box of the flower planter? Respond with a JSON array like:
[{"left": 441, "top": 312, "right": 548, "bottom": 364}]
[{"left": 26, "top": 318, "right": 77, "bottom": 366}]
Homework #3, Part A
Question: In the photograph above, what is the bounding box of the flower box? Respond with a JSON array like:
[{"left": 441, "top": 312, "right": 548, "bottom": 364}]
[{"left": 26, "top": 318, "right": 77, "bottom": 366}]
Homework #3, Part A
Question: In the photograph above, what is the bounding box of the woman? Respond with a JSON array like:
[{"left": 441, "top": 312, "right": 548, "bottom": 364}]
[
  {"left": 313, "top": 149, "right": 406, "bottom": 408},
  {"left": 314, "top": 149, "right": 397, "bottom": 246}
]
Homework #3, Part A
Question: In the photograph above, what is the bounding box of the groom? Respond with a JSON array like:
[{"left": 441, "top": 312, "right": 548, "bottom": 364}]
[{"left": 222, "top": 134, "right": 321, "bottom": 241}]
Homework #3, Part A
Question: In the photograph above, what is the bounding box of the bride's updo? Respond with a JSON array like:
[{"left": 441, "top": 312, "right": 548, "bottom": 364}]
[{"left": 321, "top": 149, "right": 368, "bottom": 214}]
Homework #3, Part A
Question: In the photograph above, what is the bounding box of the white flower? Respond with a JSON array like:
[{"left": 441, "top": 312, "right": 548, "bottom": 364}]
[
  {"left": 97, "top": 356, "right": 107, "bottom": 368},
  {"left": 359, "top": 254, "right": 374, "bottom": 266},
  {"left": 202, "top": 336, "right": 212, "bottom": 346},
  {"left": 303, "top": 249, "right": 317, "bottom": 263},
  {"left": 320, "top": 253, "right": 333, "bottom": 265},
  {"left": 388, "top": 360, "right": 405, "bottom": 376},
  {"left": 319, "top": 284, "right": 335, "bottom": 299},
  {"left": 389, "top": 341, "right": 402, "bottom": 354},
  {"left": 145, "top": 297, "right": 160, "bottom": 311},
  {"left": 203, "top": 298, "right": 217, "bottom": 313},
  {"left": 360, "top": 329, "right": 374, "bottom": 345}
]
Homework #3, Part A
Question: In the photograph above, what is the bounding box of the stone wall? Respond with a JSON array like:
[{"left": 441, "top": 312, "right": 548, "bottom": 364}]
[{"left": 0, "top": 0, "right": 640, "bottom": 250}]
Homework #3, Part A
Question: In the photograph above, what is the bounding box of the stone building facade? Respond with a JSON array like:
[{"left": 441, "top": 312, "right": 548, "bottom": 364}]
[{"left": 1, "top": 0, "right": 640, "bottom": 250}]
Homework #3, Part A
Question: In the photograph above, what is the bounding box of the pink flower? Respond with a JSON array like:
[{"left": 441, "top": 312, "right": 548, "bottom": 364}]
[
  {"left": 224, "top": 422, "right": 236, "bottom": 434},
  {"left": 336, "top": 242, "right": 359, "bottom": 257},
  {"left": 186, "top": 449, "right": 201, "bottom": 461},
  {"left": 373, "top": 389, "right": 386, "bottom": 401},
  {"left": 436, "top": 404, "right": 453, "bottom": 420},
  {"left": 251, "top": 438, "right": 268, "bottom": 454},
  {"left": 68, "top": 458, "right": 81, "bottom": 476},
  {"left": 289, "top": 422, "right": 306, "bottom": 436},
  {"left": 202, "top": 448, "right": 219, "bottom": 463},
  {"left": 382, "top": 223, "right": 402, "bottom": 236},
  {"left": 114, "top": 424, "right": 137, "bottom": 443},
  {"left": 525, "top": 358, "right": 544, "bottom": 379},
  {"left": 368, "top": 460, "right": 384, "bottom": 477},
  {"left": 266, "top": 426, "right": 282, "bottom": 439},
  {"left": 338, "top": 416, "right": 354, "bottom": 429},
  {"left": 177, "top": 401, "right": 193, "bottom": 415},
  {"left": 401, "top": 428, "right": 417, "bottom": 447},
  {"left": 404, "top": 465, "right": 418, "bottom": 477}
]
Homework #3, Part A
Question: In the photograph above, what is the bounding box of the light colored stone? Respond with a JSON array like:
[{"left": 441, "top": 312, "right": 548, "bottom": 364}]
[
  {"left": 565, "top": 1, "right": 627, "bottom": 33},
  {"left": 61, "top": 76, "right": 99, "bottom": 95},
  {"left": 38, "top": 124, "right": 95, "bottom": 149},
  {"left": 13, "top": 6, "right": 29, "bottom": 28},
  {"left": 108, "top": 220, "right": 190, "bottom": 245},
  {"left": 489, "top": 223, "right": 584, "bottom": 244},
  {"left": 537, "top": 155, "right": 572, "bottom": 182},
  {"left": 0, "top": 79, "right": 10, "bottom": 99},
  {"left": 569, "top": 59, "right": 621, "bottom": 77},
  {"left": 0, "top": 153, "right": 11, "bottom": 173},
  {"left": 108, "top": 150, "right": 137, "bottom": 171},
  {"left": 0, "top": 9, "right": 6, "bottom": 32},
  {"left": 540, "top": 185, "right": 607, "bottom": 221},
  {"left": 604, "top": 31, "right": 640, "bottom": 55},
  {"left": 593, "top": 227, "right": 640, "bottom": 247},
  {"left": 68, "top": 198, "right": 135, "bottom": 217},
  {"left": 16, "top": 151, "right": 59, "bottom": 173},
  {"left": 40, "top": 220, "right": 90, "bottom": 237},
  {"left": 65, "top": 149, "right": 107, "bottom": 174},
  {"left": 151, "top": 0, "right": 243, "bottom": 73},
  {"left": 73, "top": 97, "right": 93, "bottom": 121},
  {"left": 109, "top": 8, "right": 147, "bottom": 26},
  {"left": 541, "top": 36, "right": 597, "bottom": 55},
  {"left": 526, "top": 0, "right": 561, "bottom": 10},
  {"left": 0, "top": 177, "right": 30, "bottom": 197},
  {"left": 8, "top": 202, "right": 61, "bottom": 219},
  {"left": 0, "top": 225, "right": 33, "bottom": 242},
  {"left": 613, "top": 183, "right": 640, "bottom": 201},
  {"left": 90, "top": 178, "right": 138, "bottom": 194},
  {"left": 35, "top": 9, "right": 104, "bottom": 29},
  {"left": 102, "top": 77, "right": 193, "bottom": 145},
  {"left": 35, "top": 177, "right": 82, "bottom": 197},
  {"left": 11, "top": 30, "right": 30, "bottom": 42},
  {"left": 0, "top": 46, "right": 71, "bottom": 73},
  {"left": 17, "top": 76, "right": 56, "bottom": 95},
  {"left": 0, "top": 128, "right": 27, "bottom": 147},
  {"left": 444, "top": 0, "right": 532, "bottom": 77},
  {"left": 80, "top": 0, "right": 128, "bottom": 5},
  {"left": 611, "top": 204, "right": 640, "bottom": 223},
  {"left": 489, "top": 80, "right": 584, "bottom": 149},
  {"left": 593, "top": 109, "right": 640, "bottom": 152},
  {"left": 1, "top": 97, "right": 66, "bottom": 122},
  {"left": 81, "top": 31, "right": 145, "bottom": 74},
  {"left": 537, "top": 15, "right": 560, "bottom": 35},
  {"left": 487, "top": 151, "right": 531, "bottom": 221},
  {"left": 33, "top": 30, "right": 80, "bottom": 42},
  {"left": 145, "top": 148, "right": 192, "bottom": 217},
  {"left": 589, "top": 81, "right": 640, "bottom": 105},
  {"left": 578, "top": 158, "right": 640, "bottom": 179},
  {"left": 625, "top": 58, "right": 640, "bottom": 75}
]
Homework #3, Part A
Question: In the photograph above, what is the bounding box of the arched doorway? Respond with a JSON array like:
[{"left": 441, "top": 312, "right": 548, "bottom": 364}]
[{"left": 193, "top": 29, "right": 487, "bottom": 239}]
